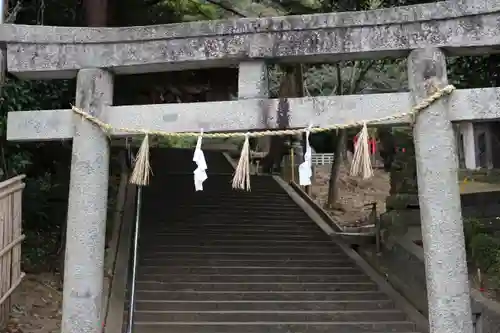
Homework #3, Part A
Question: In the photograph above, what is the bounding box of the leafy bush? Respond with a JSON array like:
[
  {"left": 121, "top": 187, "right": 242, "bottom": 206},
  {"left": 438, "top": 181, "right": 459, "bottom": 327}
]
[
  {"left": 1, "top": 77, "right": 75, "bottom": 272},
  {"left": 470, "top": 233, "right": 500, "bottom": 271},
  {"left": 464, "top": 218, "right": 500, "bottom": 291}
]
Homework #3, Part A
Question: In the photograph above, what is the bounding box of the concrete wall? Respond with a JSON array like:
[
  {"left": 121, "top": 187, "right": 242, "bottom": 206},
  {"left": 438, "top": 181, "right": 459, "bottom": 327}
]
[{"left": 360, "top": 236, "right": 500, "bottom": 333}]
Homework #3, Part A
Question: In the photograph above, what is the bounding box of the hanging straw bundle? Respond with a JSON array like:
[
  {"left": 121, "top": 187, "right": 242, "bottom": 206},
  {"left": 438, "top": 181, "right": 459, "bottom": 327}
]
[
  {"left": 70, "top": 84, "right": 457, "bottom": 188},
  {"left": 232, "top": 134, "right": 251, "bottom": 191},
  {"left": 349, "top": 123, "right": 374, "bottom": 179},
  {"left": 130, "top": 134, "right": 152, "bottom": 186}
]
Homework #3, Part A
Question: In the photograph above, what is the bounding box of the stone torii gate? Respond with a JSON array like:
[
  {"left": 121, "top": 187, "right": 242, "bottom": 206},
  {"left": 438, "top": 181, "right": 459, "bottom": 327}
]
[{"left": 3, "top": 0, "right": 500, "bottom": 332}]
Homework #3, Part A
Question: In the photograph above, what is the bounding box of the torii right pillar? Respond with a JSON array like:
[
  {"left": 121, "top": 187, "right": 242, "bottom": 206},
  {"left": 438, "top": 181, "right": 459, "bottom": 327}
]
[{"left": 409, "top": 47, "right": 473, "bottom": 333}]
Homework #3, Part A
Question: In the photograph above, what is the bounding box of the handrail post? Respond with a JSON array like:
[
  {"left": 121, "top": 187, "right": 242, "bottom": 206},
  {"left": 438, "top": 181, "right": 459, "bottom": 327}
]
[{"left": 126, "top": 185, "right": 143, "bottom": 333}]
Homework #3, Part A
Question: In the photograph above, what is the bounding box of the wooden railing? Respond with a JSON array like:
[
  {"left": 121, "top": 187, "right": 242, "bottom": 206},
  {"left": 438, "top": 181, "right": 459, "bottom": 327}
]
[
  {"left": 311, "top": 153, "right": 335, "bottom": 166},
  {"left": 0, "top": 175, "right": 26, "bottom": 326}
]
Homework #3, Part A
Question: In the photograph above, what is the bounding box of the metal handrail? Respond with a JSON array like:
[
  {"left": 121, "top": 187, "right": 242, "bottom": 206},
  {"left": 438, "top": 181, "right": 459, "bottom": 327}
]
[
  {"left": 126, "top": 185, "right": 142, "bottom": 333},
  {"left": 124, "top": 138, "right": 142, "bottom": 333}
]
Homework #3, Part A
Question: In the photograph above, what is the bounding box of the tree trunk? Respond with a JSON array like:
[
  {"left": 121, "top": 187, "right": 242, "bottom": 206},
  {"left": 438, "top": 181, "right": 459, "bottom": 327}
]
[
  {"left": 326, "top": 64, "right": 347, "bottom": 209},
  {"left": 327, "top": 129, "right": 347, "bottom": 210},
  {"left": 262, "top": 65, "right": 303, "bottom": 174},
  {"left": 84, "top": 0, "right": 108, "bottom": 26},
  {"left": 290, "top": 64, "right": 305, "bottom": 166}
]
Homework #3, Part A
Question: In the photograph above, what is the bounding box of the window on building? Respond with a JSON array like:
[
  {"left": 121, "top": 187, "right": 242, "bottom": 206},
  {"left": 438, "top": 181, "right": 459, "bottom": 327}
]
[
  {"left": 477, "top": 132, "right": 487, "bottom": 168},
  {"left": 458, "top": 133, "right": 466, "bottom": 169}
]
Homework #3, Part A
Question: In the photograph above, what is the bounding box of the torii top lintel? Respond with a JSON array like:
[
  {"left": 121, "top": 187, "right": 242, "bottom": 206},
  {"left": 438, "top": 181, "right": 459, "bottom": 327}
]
[{"left": 0, "top": 0, "right": 499, "bottom": 79}]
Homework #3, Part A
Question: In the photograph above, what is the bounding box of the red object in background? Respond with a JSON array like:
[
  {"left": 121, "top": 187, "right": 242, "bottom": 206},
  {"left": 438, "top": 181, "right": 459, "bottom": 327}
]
[
  {"left": 353, "top": 136, "right": 377, "bottom": 155},
  {"left": 353, "top": 135, "right": 407, "bottom": 154}
]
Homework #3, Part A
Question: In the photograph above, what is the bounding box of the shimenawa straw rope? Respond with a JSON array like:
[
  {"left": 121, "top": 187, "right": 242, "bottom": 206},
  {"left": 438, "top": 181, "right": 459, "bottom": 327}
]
[{"left": 71, "top": 84, "right": 455, "bottom": 188}]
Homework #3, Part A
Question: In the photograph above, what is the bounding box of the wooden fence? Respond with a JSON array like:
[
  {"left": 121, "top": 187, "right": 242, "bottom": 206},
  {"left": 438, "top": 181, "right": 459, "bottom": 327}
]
[
  {"left": 0, "top": 175, "right": 26, "bottom": 326},
  {"left": 311, "top": 153, "right": 335, "bottom": 166}
]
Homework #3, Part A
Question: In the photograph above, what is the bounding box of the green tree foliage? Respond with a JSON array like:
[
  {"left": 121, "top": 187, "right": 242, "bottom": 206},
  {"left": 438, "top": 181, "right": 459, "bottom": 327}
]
[
  {"left": 0, "top": 76, "right": 75, "bottom": 270},
  {"left": 464, "top": 218, "right": 500, "bottom": 292},
  {"left": 3, "top": 0, "right": 500, "bottom": 272}
]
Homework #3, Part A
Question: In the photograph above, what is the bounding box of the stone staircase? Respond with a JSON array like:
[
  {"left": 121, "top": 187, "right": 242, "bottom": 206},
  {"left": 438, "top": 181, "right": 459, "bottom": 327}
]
[{"left": 126, "top": 148, "right": 422, "bottom": 333}]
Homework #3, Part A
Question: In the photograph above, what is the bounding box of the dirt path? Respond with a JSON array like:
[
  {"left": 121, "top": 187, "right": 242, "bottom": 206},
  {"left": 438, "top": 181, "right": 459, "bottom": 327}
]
[
  {"left": 5, "top": 273, "right": 62, "bottom": 333},
  {"left": 311, "top": 165, "right": 390, "bottom": 227}
]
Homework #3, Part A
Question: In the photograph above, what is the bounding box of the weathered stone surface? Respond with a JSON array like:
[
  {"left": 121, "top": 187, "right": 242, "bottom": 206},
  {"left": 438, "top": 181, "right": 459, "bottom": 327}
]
[
  {"left": 409, "top": 48, "right": 473, "bottom": 333},
  {"left": 362, "top": 238, "right": 500, "bottom": 333},
  {"left": 62, "top": 69, "right": 113, "bottom": 333},
  {"left": 389, "top": 128, "right": 418, "bottom": 203},
  {"left": 380, "top": 209, "right": 421, "bottom": 247},
  {"left": 459, "top": 169, "right": 500, "bottom": 182},
  {"left": 7, "top": 87, "right": 500, "bottom": 141},
  {"left": 386, "top": 194, "right": 419, "bottom": 210},
  {"left": 7, "top": 109, "right": 74, "bottom": 141},
  {"left": 360, "top": 241, "right": 429, "bottom": 317},
  {"left": 0, "top": 48, "right": 5, "bottom": 86},
  {"left": 381, "top": 209, "right": 421, "bottom": 228},
  {"left": 2, "top": 0, "right": 500, "bottom": 78},
  {"left": 238, "top": 62, "right": 271, "bottom": 154}
]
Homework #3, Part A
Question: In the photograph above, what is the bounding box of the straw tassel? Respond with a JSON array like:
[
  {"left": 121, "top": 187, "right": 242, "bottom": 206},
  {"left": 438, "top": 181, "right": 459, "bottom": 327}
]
[
  {"left": 349, "top": 122, "right": 374, "bottom": 179},
  {"left": 232, "top": 133, "right": 251, "bottom": 191},
  {"left": 130, "top": 134, "right": 152, "bottom": 186}
]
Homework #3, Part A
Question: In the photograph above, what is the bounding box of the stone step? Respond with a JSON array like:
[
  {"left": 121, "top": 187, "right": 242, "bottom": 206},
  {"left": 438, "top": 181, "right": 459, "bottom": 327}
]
[
  {"left": 138, "top": 240, "right": 335, "bottom": 247},
  {"left": 125, "top": 150, "right": 419, "bottom": 332},
  {"left": 139, "top": 252, "right": 347, "bottom": 260},
  {"left": 137, "top": 266, "right": 361, "bottom": 276},
  {"left": 137, "top": 256, "right": 351, "bottom": 267},
  {"left": 146, "top": 230, "right": 326, "bottom": 237},
  {"left": 141, "top": 212, "right": 311, "bottom": 219},
  {"left": 173, "top": 203, "right": 301, "bottom": 209},
  {"left": 133, "top": 300, "right": 396, "bottom": 312},
  {"left": 138, "top": 259, "right": 353, "bottom": 267},
  {"left": 132, "top": 310, "right": 408, "bottom": 323},
  {"left": 144, "top": 190, "right": 290, "bottom": 196},
  {"left": 151, "top": 225, "right": 323, "bottom": 232},
  {"left": 134, "top": 282, "right": 379, "bottom": 292},
  {"left": 137, "top": 245, "right": 344, "bottom": 254},
  {"left": 144, "top": 219, "right": 318, "bottom": 225},
  {"left": 135, "top": 273, "right": 371, "bottom": 283},
  {"left": 145, "top": 197, "right": 293, "bottom": 203},
  {"left": 140, "top": 216, "right": 315, "bottom": 223},
  {"left": 142, "top": 228, "right": 325, "bottom": 235},
  {"left": 132, "top": 322, "right": 417, "bottom": 333},
  {"left": 134, "top": 291, "right": 391, "bottom": 302},
  {"left": 139, "top": 234, "right": 329, "bottom": 242}
]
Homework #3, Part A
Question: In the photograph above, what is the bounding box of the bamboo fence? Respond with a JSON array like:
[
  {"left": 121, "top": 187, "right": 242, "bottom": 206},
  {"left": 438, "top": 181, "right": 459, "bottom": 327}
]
[{"left": 0, "top": 175, "right": 26, "bottom": 326}]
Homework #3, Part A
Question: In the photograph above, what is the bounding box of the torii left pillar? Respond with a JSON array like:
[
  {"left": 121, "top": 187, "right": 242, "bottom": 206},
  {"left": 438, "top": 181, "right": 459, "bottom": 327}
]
[{"left": 62, "top": 68, "right": 113, "bottom": 333}]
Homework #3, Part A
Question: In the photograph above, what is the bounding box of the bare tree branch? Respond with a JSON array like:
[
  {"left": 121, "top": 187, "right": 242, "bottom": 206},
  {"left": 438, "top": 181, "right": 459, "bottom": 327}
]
[
  {"left": 6, "top": 1, "right": 23, "bottom": 23},
  {"left": 351, "top": 60, "right": 376, "bottom": 94},
  {"left": 204, "top": 0, "right": 246, "bottom": 17},
  {"left": 187, "top": 0, "right": 214, "bottom": 20}
]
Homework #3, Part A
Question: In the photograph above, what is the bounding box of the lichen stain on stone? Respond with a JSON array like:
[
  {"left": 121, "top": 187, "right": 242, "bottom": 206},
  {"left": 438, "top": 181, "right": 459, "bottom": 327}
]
[
  {"left": 70, "top": 289, "right": 92, "bottom": 299},
  {"left": 257, "top": 99, "right": 272, "bottom": 129},
  {"left": 162, "top": 113, "right": 178, "bottom": 123},
  {"left": 421, "top": 60, "right": 438, "bottom": 80},
  {"left": 75, "top": 159, "right": 98, "bottom": 175},
  {"left": 460, "top": 15, "right": 485, "bottom": 34},
  {"left": 276, "top": 98, "right": 290, "bottom": 129},
  {"left": 27, "top": 119, "right": 42, "bottom": 134}
]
